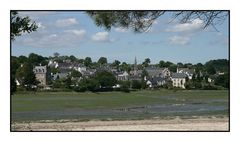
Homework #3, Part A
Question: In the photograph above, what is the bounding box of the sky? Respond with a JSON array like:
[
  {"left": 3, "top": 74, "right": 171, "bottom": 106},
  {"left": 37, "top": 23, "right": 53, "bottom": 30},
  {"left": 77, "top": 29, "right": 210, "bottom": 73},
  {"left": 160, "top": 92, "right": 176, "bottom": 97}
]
[{"left": 12, "top": 11, "right": 229, "bottom": 64}]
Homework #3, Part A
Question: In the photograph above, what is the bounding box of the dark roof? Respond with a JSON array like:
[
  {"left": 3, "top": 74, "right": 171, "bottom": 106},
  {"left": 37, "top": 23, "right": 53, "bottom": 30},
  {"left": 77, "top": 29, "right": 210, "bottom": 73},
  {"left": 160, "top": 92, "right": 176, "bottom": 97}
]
[
  {"left": 129, "top": 75, "right": 141, "bottom": 81},
  {"left": 151, "top": 76, "right": 165, "bottom": 82},
  {"left": 178, "top": 68, "right": 195, "bottom": 74},
  {"left": 172, "top": 73, "right": 187, "bottom": 78},
  {"left": 59, "top": 68, "right": 71, "bottom": 73},
  {"left": 58, "top": 62, "right": 72, "bottom": 68},
  {"left": 148, "top": 77, "right": 165, "bottom": 85}
]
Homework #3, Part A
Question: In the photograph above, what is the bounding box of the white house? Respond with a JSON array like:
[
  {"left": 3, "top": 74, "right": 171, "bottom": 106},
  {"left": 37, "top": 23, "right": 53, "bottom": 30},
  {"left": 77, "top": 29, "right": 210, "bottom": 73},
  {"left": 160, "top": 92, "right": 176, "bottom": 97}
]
[
  {"left": 117, "top": 71, "right": 129, "bottom": 81},
  {"left": 171, "top": 73, "right": 187, "bottom": 89}
]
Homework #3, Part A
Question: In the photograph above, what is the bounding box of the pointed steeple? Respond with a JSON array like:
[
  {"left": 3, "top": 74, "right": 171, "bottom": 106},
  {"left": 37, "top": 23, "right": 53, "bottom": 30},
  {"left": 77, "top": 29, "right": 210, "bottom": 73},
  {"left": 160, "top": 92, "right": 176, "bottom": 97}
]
[{"left": 134, "top": 56, "right": 137, "bottom": 71}]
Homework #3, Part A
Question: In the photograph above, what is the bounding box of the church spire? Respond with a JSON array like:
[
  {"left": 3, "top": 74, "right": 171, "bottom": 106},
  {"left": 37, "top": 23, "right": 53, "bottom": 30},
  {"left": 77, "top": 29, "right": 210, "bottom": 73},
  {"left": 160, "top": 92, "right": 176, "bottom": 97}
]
[{"left": 134, "top": 56, "right": 137, "bottom": 71}]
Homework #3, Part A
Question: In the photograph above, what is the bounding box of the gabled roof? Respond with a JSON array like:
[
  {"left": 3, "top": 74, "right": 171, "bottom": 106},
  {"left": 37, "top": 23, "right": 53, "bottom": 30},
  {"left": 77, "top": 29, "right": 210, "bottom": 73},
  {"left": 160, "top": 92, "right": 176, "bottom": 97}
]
[
  {"left": 177, "top": 68, "right": 195, "bottom": 74},
  {"left": 172, "top": 73, "right": 187, "bottom": 78},
  {"left": 33, "top": 66, "right": 47, "bottom": 73},
  {"left": 148, "top": 76, "right": 165, "bottom": 85}
]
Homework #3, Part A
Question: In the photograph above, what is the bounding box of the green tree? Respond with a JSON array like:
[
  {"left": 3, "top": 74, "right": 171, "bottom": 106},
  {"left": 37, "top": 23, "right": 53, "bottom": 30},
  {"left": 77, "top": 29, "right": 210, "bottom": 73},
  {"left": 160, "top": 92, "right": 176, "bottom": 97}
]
[
  {"left": 50, "top": 67, "right": 59, "bottom": 74},
  {"left": 112, "top": 60, "right": 121, "bottom": 69},
  {"left": 120, "top": 62, "right": 131, "bottom": 72},
  {"left": 131, "top": 80, "right": 142, "bottom": 89},
  {"left": 87, "top": 11, "right": 227, "bottom": 33},
  {"left": 95, "top": 71, "right": 117, "bottom": 88},
  {"left": 53, "top": 52, "right": 60, "bottom": 58},
  {"left": 206, "top": 65, "right": 216, "bottom": 75},
  {"left": 84, "top": 57, "right": 92, "bottom": 67},
  {"left": 11, "top": 56, "right": 20, "bottom": 94},
  {"left": 98, "top": 57, "right": 108, "bottom": 65},
  {"left": 177, "top": 62, "right": 184, "bottom": 68},
  {"left": 120, "top": 81, "right": 130, "bottom": 93},
  {"left": 164, "top": 61, "right": 174, "bottom": 68},
  {"left": 64, "top": 76, "right": 72, "bottom": 89},
  {"left": 86, "top": 78, "right": 100, "bottom": 91},
  {"left": 11, "top": 11, "right": 38, "bottom": 40},
  {"left": 142, "top": 58, "right": 151, "bottom": 67},
  {"left": 28, "top": 53, "right": 46, "bottom": 66},
  {"left": 69, "top": 55, "right": 77, "bottom": 62},
  {"left": 16, "top": 62, "right": 39, "bottom": 90},
  {"left": 159, "top": 60, "right": 165, "bottom": 67},
  {"left": 141, "top": 69, "right": 148, "bottom": 79},
  {"left": 11, "top": 75, "right": 17, "bottom": 94},
  {"left": 71, "top": 70, "right": 82, "bottom": 78},
  {"left": 18, "top": 55, "right": 28, "bottom": 64},
  {"left": 169, "top": 64, "right": 177, "bottom": 72},
  {"left": 215, "top": 73, "right": 229, "bottom": 88}
]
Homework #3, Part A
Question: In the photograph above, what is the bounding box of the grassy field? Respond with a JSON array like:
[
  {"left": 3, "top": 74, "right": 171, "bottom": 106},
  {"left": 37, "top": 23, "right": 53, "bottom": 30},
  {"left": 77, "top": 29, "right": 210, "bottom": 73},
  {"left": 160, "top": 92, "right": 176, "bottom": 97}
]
[{"left": 11, "top": 89, "right": 229, "bottom": 122}]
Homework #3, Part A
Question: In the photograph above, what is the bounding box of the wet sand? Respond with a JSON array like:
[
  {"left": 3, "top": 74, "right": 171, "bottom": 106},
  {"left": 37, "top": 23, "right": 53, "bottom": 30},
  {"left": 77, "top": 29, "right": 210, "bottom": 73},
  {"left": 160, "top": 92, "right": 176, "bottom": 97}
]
[{"left": 11, "top": 116, "right": 229, "bottom": 131}]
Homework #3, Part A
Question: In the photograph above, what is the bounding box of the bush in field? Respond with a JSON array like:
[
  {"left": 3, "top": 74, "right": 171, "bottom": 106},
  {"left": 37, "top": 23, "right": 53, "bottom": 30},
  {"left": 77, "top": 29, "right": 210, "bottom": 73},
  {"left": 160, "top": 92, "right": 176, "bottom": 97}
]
[
  {"left": 95, "top": 71, "right": 117, "bottom": 88},
  {"left": 118, "top": 81, "right": 130, "bottom": 93},
  {"left": 73, "top": 85, "right": 87, "bottom": 92},
  {"left": 86, "top": 78, "right": 100, "bottom": 91},
  {"left": 131, "top": 80, "right": 142, "bottom": 89}
]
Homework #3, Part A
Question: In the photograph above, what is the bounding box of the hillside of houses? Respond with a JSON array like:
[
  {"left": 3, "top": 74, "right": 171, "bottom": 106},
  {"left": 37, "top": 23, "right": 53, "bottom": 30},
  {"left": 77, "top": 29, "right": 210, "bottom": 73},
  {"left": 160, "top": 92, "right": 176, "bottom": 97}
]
[{"left": 11, "top": 53, "right": 229, "bottom": 93}]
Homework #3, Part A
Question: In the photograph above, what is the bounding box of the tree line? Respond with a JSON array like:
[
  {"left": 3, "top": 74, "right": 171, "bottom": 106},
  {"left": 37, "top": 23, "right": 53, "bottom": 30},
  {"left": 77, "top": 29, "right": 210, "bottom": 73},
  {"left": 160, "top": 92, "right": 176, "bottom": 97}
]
[{"left": 11, "top": 53, "right": 229, "bottom": 94}]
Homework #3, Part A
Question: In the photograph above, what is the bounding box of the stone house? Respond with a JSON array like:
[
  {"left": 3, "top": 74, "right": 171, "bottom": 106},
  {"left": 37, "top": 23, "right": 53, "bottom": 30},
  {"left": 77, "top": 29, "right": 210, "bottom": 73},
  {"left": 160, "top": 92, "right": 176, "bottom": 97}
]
[
  {"left": 171, "top": 73, "right": 187, "bottom": 89},
  {"left": 33, "top": 65, "right": 48, "bottom": 86}
]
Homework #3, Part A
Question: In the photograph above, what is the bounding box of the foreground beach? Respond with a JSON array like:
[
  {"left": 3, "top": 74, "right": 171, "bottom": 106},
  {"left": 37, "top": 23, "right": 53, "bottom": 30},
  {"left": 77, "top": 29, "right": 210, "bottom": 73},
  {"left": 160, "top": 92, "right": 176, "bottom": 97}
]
[{"left": 11, "top": 117, "right": 229, "bottom": 131}]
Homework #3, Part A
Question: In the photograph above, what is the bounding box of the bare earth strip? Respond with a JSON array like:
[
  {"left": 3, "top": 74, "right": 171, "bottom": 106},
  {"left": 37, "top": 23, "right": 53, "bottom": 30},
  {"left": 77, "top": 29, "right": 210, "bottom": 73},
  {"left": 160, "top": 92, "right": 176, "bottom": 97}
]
[{"left": 11, "top": 117, "right": 229, "bottom": 131}]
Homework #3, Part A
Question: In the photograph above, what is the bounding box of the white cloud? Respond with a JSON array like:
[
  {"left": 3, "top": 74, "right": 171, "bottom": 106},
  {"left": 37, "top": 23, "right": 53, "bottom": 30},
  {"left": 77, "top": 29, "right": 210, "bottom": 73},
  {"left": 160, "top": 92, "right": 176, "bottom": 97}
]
[
  {"left": 91, "top": 32, "right": 111, "bottom": 42},
  {"left": 15, "top": 29, "right": 87, "bottom": 48},
  {"left": 169, "top": 36, "right": 190, "bottom": 45},
  {"left": 55, "top": 18, "right": 78, "bottom": 27},
  {"left": 114, "top": 27, "right": 128, "bottom": 33},
  {"left": 64, "top": 29, "right": 86, "bottom": 37},
  {"left": 18, "top": 11, "right": 56, "bottom": 20},
  {"left": 166, "top": 18, "right": 204, "bottom": 33},
  {"left": 49, "top": 34, "right": 57, "bottom": 38}
]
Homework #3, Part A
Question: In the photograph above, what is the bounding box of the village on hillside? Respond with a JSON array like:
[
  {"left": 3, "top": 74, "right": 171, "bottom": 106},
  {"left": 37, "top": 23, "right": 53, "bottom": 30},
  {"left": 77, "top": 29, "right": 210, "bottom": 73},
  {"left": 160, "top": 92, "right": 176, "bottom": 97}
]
[{"left": 11, "top": 53, "right": 229, "bottom": 93}]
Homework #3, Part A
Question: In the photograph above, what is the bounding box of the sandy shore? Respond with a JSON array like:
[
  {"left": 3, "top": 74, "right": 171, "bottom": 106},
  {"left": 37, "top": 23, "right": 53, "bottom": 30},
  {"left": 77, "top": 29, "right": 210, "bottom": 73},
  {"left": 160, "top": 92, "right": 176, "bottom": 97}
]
[{"left": 11, "top": 117, "right": 229, "bottom": 131}]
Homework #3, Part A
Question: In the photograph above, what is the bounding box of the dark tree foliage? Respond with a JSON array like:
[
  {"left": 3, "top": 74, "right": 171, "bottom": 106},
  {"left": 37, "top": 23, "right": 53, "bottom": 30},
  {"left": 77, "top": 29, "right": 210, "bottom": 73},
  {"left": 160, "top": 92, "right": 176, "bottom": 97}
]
[
  {"left": 87, "top": 11, "right": 165, "bottom": 32},
  {"left": 120, "top": 62, "right": 131, "bottom": 72},
  {"left": 177, "top": 62, "right": 184, "bottom": 68},
  {"left": 84, "top": 57, "right": 92, "bottom": 67},
  {"left": 64, "top": 76, "right": 72, "bottom": 89},
  {"left": 71, "top": 70, "right": 82, "bottom": 78},
  {"left": 18, "top": 55, "right": 28, "bottom": 64},
  {"left": 53, "top": 52, "right": 60, "bottom": 58},
  {"left": 16, "top": 62, "right": 39, "bottom": 90},
  {"left": 95, "top": 71, "right": 117, "bottom": 88},
  {"left": 11, "top": 56, "right": 20, "bottom": 94},
  {"left": 11, "top": 11, "right": 38, "bottom": 40},
  {"left": 87, "top": 11, "right": 228, "bottom": 33},
  {"left": 28, "top": 53, "right": 46, "bottom": 66},
  {"left": 206, "top": 65, "right": 217, "bottom": 75},
  {"left": 86, "top": 78, "right": 100, "bottom": 91},
  {"left": 141, "top": 69, "right": 149, "bottom": 78},
  {"left": 215, "top": 73, "right": 229, "bottom": 88},
  {"left": 11, "top": 75, "right": 17, "bottom": 95},
  {"left": 98, "top": 57, "right": 108, "bottom": 65},
  {"left": 169, "top": 64, "right": 177, "bottom": 72},
  {"left": 205, "top": 59, "right": 229, "bottom": 73},
  {"left": 142, "top": 58, "right": 151, "bottom": 67},
  {"left": 131, "top": 80, "right": 142, "bottom": 89},
  {"left": 112, "top": 60, "right": 121, "bottom": 68}
]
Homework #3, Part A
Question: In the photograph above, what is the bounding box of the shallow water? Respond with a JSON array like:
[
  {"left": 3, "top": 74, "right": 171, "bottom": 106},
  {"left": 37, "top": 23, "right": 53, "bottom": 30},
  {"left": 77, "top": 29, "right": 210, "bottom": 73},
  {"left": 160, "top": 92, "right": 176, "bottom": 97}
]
[{"left": 12, "top": 102, "right": 228, "bottom": 122}]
